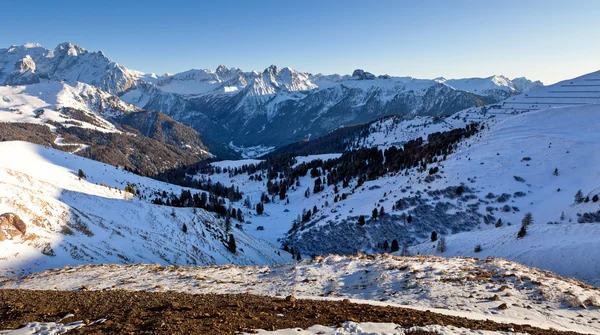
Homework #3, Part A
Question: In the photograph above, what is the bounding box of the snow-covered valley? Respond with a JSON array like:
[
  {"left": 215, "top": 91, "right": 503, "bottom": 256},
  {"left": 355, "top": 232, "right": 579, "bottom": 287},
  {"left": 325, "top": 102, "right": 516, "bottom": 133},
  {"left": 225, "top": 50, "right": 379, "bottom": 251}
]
[{"left": 0, "top": 39, "right": 599, "bottom": 335}]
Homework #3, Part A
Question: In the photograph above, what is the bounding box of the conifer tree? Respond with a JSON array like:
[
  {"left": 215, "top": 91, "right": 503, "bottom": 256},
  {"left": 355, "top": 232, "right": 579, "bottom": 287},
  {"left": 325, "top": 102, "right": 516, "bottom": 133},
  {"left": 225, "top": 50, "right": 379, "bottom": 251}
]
[
  {"left": 390, "top": 239, "right": 399, "bottom": 252},
  {"left": 227, "top": 234, "right": 236, "bottom": 253}
]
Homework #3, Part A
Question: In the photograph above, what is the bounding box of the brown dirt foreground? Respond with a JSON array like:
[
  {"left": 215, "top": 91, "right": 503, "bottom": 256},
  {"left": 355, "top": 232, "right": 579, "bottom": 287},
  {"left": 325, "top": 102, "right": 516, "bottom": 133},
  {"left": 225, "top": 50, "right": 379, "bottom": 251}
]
[{"left": 0, "top": 289, "right": 589, "bottom": 335}]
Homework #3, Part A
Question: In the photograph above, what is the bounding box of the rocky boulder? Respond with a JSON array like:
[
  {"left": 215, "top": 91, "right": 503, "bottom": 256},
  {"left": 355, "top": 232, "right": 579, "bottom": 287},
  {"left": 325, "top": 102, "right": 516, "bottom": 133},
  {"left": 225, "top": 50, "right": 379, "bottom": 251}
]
[{"left": 0, "top": 213, "right": 27, "bottom": 241}]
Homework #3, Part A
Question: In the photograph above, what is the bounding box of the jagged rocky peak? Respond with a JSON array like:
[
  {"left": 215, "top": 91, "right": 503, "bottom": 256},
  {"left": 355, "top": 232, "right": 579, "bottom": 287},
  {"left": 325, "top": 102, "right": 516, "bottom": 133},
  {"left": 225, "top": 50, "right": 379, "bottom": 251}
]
[
  {"left": 15, "top": 55, "right": 36, "bottom": 73},
  {"left": 263, "top": 64, "right": 281, "bottom": 75},
  {"left": 5, "top": 55, "right": 40, "bottom": 85},
  {"left": 216, "top": 64, "right": 229, "bottom": 74},
  {"left": 53, "top": 42, "right": 87, "bottom": 57},
  {"left": 511, "top": 76, "right": 544, "bottom": 93},
  {"left": 352, "top": 69, "right": 376, "bottom": 80}
]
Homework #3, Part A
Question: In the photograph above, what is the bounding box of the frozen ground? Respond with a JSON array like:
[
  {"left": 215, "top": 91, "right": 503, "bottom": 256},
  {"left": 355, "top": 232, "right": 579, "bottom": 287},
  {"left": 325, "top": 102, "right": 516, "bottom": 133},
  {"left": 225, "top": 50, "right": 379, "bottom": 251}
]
[
  {"left": 3, "top": 255, "right": 600, "bottom": 334},
  {"left": 246, "top": 322, "right": 529, "bottom": 335}
]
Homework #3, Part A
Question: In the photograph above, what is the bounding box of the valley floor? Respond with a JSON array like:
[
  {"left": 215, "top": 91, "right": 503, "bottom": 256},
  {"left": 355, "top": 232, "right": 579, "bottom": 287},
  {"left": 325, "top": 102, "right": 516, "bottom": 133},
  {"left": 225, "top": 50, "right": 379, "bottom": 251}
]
[{"left": 0, "top": 290, "right": 586, "bottom": 335}]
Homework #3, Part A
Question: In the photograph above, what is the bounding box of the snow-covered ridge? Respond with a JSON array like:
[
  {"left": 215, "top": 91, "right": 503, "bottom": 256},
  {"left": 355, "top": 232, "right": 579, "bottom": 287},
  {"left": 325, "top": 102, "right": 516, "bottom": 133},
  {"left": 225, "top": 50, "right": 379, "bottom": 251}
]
[
  {"left": 151, "top": 65, "right": 541, "bottom": 101},
  {"left": 3, "top": 255, "right": 599, "bottom": 334},
  {"left": 0, "top": 42, "right": 545, "bottom": 149},
  {"left": 0, "top": 43, "right": 161, "bottom": 94},
  {"left": 0, "top": 42, "right": 541, "bottom": 99},
  {"left": 0, "top": 82, "right": 140, "bottom": 132},
  {"left": 0, "top": 141, "right": 290, "bottom": 277}
]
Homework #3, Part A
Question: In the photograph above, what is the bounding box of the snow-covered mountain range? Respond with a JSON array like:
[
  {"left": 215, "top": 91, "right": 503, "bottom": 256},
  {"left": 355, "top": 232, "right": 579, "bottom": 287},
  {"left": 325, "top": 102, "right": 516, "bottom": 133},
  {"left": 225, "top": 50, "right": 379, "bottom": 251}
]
[
  {"left": 0, "top": 43, "right": 542, "bottom": 153},
  {"left": 122, "top": 66, "right": 541, "bottom": 150},
  {"left": 2, "top": 41, "right": 600, "bottom": 334}
]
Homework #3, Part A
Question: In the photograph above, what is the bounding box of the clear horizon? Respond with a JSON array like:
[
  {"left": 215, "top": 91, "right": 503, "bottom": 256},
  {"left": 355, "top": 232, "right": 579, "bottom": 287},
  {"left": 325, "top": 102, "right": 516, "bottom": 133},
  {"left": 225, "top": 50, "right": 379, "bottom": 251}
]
[{"left": 1, "top": 0, "right": 598, "bottom": 85}]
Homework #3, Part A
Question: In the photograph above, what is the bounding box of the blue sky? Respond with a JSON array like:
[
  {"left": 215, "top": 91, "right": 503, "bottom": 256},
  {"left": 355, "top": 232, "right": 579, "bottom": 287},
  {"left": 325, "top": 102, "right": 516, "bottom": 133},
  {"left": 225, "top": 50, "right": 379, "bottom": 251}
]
[{"left": 1, "top": 0, "right": 598, "bottom": 84}]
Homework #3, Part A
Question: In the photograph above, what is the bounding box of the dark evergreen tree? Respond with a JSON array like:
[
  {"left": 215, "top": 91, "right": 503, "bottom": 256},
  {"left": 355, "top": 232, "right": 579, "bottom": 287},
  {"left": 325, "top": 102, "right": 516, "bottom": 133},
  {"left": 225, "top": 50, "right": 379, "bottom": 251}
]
[
  {"left": 225, "top": 213, "right": 232, "bottom": 232},
  {"left": 390, "top": 239, "right": 399, "bottom": 252},
  {"left": 256, "top": 202, "right": 264, "bottom": 215},
  {"left": 358, "top": 215, "right": 366, "bottom": 226},
  {"left": 522, "top": 212, "right": 533, "bottom": 226},
  {"left": 383, "top": 240, "right": 389, "bottom": 251},
  {"left": 575, "top": 190, "right": 584, "bottom": 203},
  {"left": 227, "top": 234, "right": 236, "bottom": 253},
  {"left": 517, "top": 224, "right": 527, "bottom": 238},
  {"left": 431, "top": 231, "right": 438, "bottom": 242},
  {"left": 372, "top": 208, "right": 378, "bottom": 219},
  {"left": 279, "top": 187, "right": 286, "bottom": 200}
]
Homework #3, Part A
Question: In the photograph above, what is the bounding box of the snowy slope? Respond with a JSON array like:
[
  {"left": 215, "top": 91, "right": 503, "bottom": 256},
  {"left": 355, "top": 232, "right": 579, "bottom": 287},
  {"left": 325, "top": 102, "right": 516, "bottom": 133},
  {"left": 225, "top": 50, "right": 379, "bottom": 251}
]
[
  {"left": 0, "top": 43, "right": 159, "bottom": 94},
  {"left": 501, "top": 70, "right": 600, "bottom": 112},
  {"left": 194, "top": 103, "right": 600, "bottom": 287},
  {"left": 0, "top": 82, "right": 139, "bottom": 132},
  {"left": 409, "top": 221, "right": 600, "bottom": 286},
  {"left": 4, "top": 255, "right": 600, "bottom": 334},
  {"left": 0, "top": 141, "right": 290, "bottom": 277},
  {"left": 438, "top": 75, "right": 542, "bottom": 101}
]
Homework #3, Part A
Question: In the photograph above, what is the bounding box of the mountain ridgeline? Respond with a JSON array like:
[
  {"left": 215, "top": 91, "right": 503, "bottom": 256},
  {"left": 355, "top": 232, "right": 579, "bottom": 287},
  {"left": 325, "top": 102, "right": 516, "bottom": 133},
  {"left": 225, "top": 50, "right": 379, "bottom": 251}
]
[{"left": 1, "top": 42, "right": 542, "bottom": 154}]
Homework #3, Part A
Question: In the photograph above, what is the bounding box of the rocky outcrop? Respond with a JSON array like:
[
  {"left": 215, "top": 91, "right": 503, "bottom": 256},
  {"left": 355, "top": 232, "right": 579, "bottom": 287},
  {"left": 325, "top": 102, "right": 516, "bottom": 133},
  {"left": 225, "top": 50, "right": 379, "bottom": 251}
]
[
  {"left": 0, "top": 213, "right": 27, "bottom": 241},
  {"left": 4, "top": 56, "right": 40, "bottom": 85},
  {"left": 351, "top": 69, "right": 376, "bottom": 80}
]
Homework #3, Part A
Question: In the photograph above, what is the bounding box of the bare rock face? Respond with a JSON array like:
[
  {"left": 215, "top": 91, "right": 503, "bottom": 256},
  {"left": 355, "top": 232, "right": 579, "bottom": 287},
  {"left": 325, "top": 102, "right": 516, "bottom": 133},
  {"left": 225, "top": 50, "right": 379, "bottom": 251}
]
[
  {"left": 0, "top": 213, "right": 27, "bottom": 241},
  {"left": 4, "top": 56, "right": 40, "bottom": 85}
]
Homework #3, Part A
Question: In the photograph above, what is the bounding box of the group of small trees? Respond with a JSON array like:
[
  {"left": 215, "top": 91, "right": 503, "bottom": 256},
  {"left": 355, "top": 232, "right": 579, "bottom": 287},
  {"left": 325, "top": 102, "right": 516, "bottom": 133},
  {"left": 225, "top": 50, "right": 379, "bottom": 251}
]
[
  {"left": 283, "top": 245, "right": 301, "bottom": 261},
  {"left": 575, "top": 189, "right": 599, "bottom": 204},
  {"left": 382, "top": 239, "right": 400, "bottom": 253}
]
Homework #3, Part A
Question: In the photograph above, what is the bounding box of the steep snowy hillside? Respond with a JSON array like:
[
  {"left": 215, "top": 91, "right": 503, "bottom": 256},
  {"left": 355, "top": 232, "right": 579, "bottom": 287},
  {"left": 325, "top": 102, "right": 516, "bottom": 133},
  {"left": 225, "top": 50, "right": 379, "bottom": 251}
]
[
  {"left": 0, "top": 141, "right": 290, "bottom": 277},
  {"left": 193, "top": 103, "right": 600, "bottom": 286},
  {"left": 0, "top": 81, "right": 223, "bottom": 174},
  {"left": 0, "top": 82, "right": 138, "bottom": 132},
  {"left": 3, "top": 255, "right": 600, "bottom": 334},
  {"left": 409, "top": 220, "right": 600, "bottom": 286}
]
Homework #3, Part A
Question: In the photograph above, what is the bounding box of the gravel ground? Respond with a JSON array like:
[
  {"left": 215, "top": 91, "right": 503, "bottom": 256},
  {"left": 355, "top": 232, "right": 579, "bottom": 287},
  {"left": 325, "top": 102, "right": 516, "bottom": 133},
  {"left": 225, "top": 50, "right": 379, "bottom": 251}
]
[{"left": 0, "top": 289, "right": 590, "bottom": 334}]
